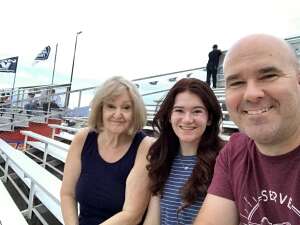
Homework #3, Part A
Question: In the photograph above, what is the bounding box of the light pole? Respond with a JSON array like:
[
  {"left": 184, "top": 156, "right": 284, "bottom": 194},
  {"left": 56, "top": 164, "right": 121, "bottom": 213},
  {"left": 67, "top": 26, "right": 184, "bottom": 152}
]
[
  {"left": 70, "top": 31, "right": 82, "bottom": 85},
  {"left": 66, "top": 31, "right": 82, "bottom": 108}
]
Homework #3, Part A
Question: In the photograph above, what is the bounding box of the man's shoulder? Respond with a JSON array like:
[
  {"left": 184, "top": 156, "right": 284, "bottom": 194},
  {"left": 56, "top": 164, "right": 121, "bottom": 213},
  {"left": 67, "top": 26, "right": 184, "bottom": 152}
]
[
  {"left": 228, "top": 132, "right": 250, "bottom": 143},
  {"left": 209, "top": 49, "right": 222, "bottom": 58},
  {"left": 221, "top": 132, "right": 252, "bottom": 157}
]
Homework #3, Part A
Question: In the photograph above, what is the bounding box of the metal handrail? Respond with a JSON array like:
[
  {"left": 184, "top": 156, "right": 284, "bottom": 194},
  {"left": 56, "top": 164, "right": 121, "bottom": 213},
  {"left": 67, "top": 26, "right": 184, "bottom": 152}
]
[{"left": 132, "top": 67, "right": 206, "bottom": 82}]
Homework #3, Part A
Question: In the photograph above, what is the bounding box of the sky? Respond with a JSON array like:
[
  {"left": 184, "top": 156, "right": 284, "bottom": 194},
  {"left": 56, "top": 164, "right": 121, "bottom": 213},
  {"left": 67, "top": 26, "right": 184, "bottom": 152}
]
[{"left": 0, "top": 0, "right": 300, "bottom": 90}]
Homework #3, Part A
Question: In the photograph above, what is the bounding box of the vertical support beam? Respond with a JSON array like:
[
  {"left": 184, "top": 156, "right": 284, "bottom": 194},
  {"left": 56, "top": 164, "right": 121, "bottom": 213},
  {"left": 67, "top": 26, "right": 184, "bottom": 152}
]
[
  {"left": 27, "top": 181, "right": 36, "bottom": 219},
  {"left": 16, "top": 88, "right": 20, "bottom": 108},
  {"left": 42, "top": 143, "right": 48, "bottom": 167},
  {"left": 21, "top": 89, "right": 25, "bottom": 108},
  {"left": 51, "top": 128, "right": 56, "bottom": 139},
  {"left": 23, "top": 135, "right": 28, "bottom": 151},
  {"left": 78, "top": 90, "right": 82, "bottom": 108},
  {"left": 3, "top": 158, "right": 9, "bottom": 183}
]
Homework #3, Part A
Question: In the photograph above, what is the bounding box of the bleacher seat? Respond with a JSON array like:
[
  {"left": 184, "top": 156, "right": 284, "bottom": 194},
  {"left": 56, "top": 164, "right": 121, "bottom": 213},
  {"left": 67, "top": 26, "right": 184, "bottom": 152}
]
[
  {"left": 0, "top": 139, "right": 64, "bottom": 224},
  {"left": 21, "top": 130, "right": 69, "bottom": 164},
  {"left": 0, "top": 181, "right": 29, "bottom": 225}
]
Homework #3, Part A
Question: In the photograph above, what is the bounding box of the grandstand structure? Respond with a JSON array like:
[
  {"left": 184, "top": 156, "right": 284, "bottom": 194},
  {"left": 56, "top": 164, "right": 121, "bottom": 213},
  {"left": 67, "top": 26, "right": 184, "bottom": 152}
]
[{"left": 0, "top": 35, "right": 299, "bottom": 224}]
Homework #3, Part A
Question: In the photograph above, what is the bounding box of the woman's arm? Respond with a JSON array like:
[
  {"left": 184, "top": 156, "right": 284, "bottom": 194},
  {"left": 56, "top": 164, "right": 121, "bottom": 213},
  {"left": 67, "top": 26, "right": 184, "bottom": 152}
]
[
  {"left": 143, "top": 195, "right": 160, "bottom": 225},
  {"left": 60, "top": 128, "right": 89, "bottom": 225},
  {"left": 100, "top": 136, "right": 156, "bottom": 225}
]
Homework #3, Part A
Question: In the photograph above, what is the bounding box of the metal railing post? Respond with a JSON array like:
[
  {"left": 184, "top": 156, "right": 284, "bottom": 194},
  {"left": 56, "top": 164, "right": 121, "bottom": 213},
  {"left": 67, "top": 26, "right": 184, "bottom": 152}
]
[
  {"left": 42, "top": 143, "right": 48, "bottom": 167},
  {"left": 78, "top": 90, "right": 82, "bottom": 108},
  {"left": 3, "top": 159, "right": 9, "bottom": 182},
  {"left": 27, "top": 182, "right": 36, "bottom": 219}
]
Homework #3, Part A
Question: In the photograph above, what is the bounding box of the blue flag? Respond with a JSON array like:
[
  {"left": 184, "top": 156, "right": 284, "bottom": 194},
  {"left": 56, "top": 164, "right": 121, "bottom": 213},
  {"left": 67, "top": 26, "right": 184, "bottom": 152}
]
[
  {"left": 35, "top": 46, "right": 51, "bottom": 60},
  {"left": 0, "top": 57, "right": 18, "bottom": 73}
]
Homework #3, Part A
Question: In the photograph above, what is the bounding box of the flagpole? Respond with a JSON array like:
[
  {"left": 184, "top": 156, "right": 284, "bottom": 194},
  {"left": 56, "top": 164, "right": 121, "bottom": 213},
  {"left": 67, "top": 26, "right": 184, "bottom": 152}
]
[
  {"left": 51, "top": 43, "right": 58, "bottom": 85},
  {"left": 11, "top": 57, "right": 18, "bottom": 91},
  {"left": 11, "top": 57, "right": 18, "bottom": 107}
]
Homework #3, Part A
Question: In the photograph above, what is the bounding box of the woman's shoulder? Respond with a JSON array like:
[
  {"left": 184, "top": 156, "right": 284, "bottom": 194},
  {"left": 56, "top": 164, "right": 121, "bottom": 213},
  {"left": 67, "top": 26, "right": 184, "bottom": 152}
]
[
  {"left": 143, "top": 135, "right": 156, "bottom": 145},
  {"left": 136, "top": 133, "right": 156, "bottom": 154},
  {"left": 72, "top": 127, "right": 96, "bottom": 145},
  {"left": 135, "top": 130, "right": 155, "bottom": 142}
]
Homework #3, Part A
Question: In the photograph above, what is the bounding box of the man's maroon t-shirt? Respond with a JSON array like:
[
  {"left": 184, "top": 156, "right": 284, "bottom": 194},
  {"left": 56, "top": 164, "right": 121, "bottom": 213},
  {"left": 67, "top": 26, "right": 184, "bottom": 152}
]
[{"left": 208, "top": 132, "right": 300, "bottom": 224}]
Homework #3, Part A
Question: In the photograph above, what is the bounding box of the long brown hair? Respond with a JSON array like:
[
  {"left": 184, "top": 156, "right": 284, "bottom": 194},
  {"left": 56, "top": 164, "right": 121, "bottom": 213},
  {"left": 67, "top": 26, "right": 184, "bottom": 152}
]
[{"left": 147, "top": 78, "right": 224, "bottom": 208}]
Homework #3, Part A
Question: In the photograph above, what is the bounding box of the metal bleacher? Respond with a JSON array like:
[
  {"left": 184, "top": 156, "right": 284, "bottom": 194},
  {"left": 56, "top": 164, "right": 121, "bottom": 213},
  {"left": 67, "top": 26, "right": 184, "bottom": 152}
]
[
  {"left": 0, "top": 83, "right": 71, "bottom": 132},
  {"left": 0, "top": 180, "right": 29, "bottom": 225},
  {"left": 22, "top": 131, "right": 69, "bottom": 163},
  {"left": 48, "top": 124, "right": 79, "bottom": 142},
  {"left": 0, "top": 139, "right": 63, "bottom": 225}
]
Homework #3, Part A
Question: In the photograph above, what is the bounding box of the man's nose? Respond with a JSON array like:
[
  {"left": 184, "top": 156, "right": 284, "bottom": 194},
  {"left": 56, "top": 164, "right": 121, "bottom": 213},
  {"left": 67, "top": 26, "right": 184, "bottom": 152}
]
[{"left": 243, "top": 81, "right": 264, "bottom": 102}]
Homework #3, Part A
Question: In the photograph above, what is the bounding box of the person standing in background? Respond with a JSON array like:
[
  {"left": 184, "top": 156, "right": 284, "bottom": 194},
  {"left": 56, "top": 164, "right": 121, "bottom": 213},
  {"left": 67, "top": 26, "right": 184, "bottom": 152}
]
[{"left": 206, "top": 44, "right": 222, "bottom": 88}]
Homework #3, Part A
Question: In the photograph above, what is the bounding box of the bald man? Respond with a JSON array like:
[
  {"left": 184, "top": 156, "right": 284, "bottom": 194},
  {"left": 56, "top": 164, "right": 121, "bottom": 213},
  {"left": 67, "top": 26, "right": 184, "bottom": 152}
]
[{"left": 194, "top": 34, "right": 300, "bottom": 224}]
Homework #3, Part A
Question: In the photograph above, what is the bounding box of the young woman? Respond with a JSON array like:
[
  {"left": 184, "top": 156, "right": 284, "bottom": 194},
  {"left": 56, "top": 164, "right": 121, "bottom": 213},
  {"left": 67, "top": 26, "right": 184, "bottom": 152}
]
[
  {"left": 144, "top": 78, "right": 225, "bottom": 225},
  {"left": 61, "top": 76, "right": 154, "bottom": 225}
]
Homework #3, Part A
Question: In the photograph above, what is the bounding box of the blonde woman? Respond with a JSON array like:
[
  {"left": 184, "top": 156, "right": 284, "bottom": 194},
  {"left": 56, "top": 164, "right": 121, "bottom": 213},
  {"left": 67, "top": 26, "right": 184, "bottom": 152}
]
[{"left": 61, "top": 76, "right": 154, "bottom": 225}]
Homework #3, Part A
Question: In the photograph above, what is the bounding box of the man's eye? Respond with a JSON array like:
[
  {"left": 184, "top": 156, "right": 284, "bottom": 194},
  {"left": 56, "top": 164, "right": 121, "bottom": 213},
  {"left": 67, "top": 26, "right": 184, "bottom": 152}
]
[
  {"left": 261, "top": 74, "right": 278, "bottom": 80},
  {"left": 227, "top": 81, "right": 244, "bottom": 88}
]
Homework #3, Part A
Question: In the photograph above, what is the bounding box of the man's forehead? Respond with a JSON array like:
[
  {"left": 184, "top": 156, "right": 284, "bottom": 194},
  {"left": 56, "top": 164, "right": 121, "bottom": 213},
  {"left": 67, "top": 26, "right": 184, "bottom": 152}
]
[
  {"left": 225, "top": 45, "right": 293, "bottom": 76},
  {"left": 224, "top": 34, "right": 292, "bottom": 64}
]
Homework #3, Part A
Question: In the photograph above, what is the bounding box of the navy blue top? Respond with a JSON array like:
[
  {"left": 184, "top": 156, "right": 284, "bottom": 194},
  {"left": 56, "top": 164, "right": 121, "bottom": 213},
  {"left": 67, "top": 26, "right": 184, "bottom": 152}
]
[{"left": 75, "top": 131, "right": 146, "bottom": 225}]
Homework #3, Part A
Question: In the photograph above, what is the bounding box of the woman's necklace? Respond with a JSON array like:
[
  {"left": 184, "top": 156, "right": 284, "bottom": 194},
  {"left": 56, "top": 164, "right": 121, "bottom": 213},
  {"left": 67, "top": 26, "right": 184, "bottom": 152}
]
[{"left": 179, "top": 154, "right": 190, "bottom": 170}]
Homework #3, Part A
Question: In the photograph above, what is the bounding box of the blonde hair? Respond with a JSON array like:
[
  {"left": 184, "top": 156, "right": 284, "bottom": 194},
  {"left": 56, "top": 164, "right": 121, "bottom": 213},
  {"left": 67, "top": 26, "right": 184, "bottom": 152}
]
[{"left": 88, "top": 76, "right": 146, "bottom": 136}]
